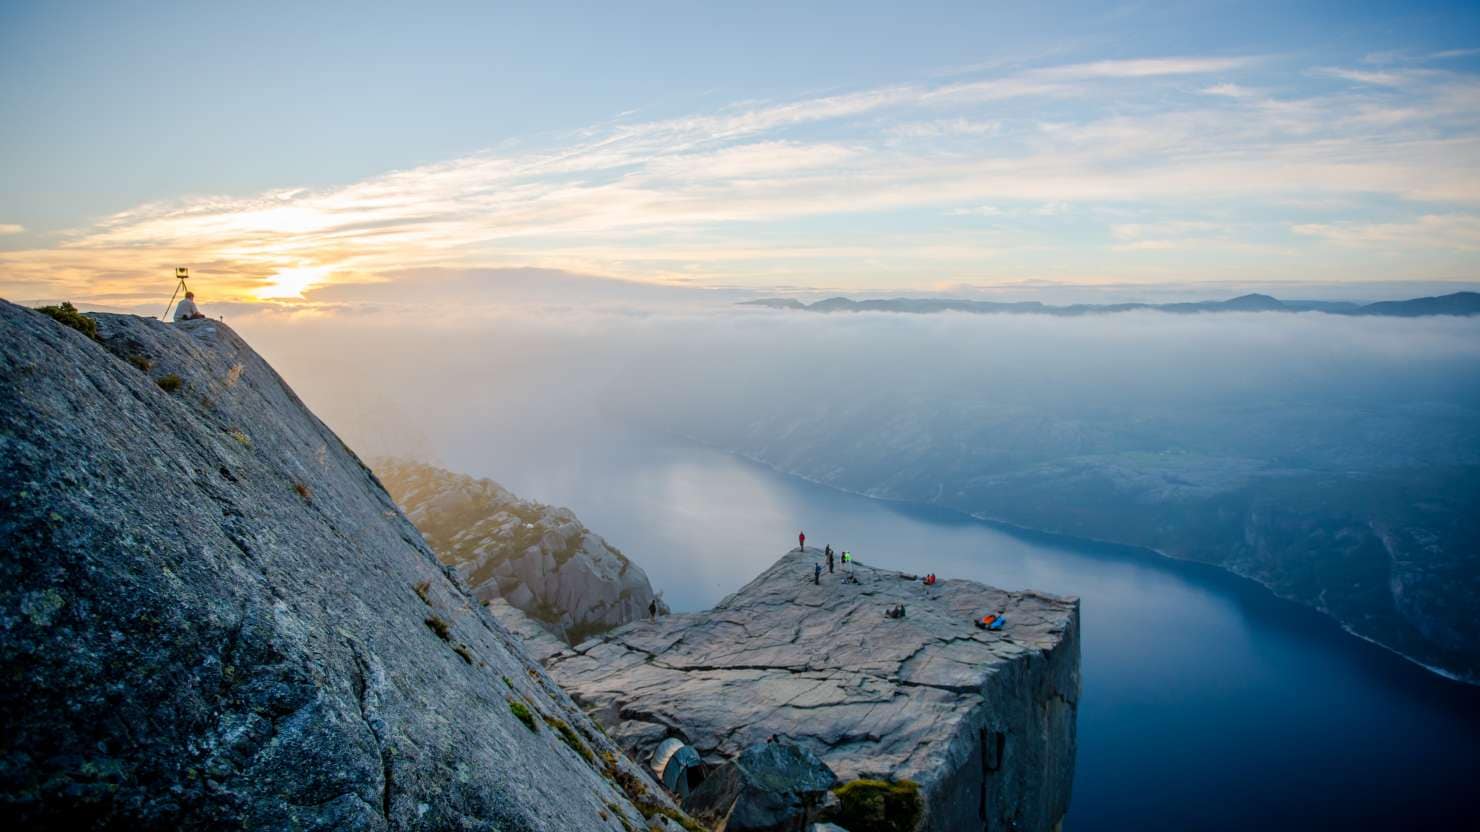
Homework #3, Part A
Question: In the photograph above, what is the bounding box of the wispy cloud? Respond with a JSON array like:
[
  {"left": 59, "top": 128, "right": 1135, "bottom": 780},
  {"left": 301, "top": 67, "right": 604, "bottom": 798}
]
[
  {"left": 3, "top": 52, "right": 1479, "bottom": 308},
  {"left": 1293, "top": 214, "right": 1480, "bottom": 250},
  {"left": 0, "top": 224, "right": 23, "bottom": 235}
]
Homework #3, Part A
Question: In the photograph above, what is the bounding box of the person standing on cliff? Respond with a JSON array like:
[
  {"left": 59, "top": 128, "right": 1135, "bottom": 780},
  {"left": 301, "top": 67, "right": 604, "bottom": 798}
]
[
  {"left": 813, "top": 562, "right": 822, "bottom": 585},
  {"left": 825, "top": 545, "right": 834, "bottom": 573},
  {"left": 648, "top": 598, "right": 657, "bottom": 622},
  {"left": 798, "top": 531, "right": 806, "bottom": 552}
]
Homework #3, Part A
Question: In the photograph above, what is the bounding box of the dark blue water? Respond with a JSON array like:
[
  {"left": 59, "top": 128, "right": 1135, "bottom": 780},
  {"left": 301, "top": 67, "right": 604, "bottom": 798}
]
[{"left": 445, "top": 426, "right": 1480, "bottom": 830}]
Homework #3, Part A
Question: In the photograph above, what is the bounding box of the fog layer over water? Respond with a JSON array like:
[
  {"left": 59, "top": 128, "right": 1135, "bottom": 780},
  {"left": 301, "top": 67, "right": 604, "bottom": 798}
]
[
  {"left": 241, "top": 305, "right": 1480, "bottom": 829},
  {"left": 245, "top": 305, "right": 1480, "bottom": 472}
]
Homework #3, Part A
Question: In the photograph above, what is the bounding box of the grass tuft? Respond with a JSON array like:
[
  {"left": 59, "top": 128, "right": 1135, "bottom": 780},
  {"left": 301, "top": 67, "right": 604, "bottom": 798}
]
[
  {"left": 156, "top": 373, "right": 183, "bottom": 393},
  {"left": 424, "top": 615, "right": 451, "bottom": 641},
  {"left": 542, "top": 714, "right": 596, "bottom": 766},
  {"left": 508, "top": 699, "right": 538, "bottom": 732}
]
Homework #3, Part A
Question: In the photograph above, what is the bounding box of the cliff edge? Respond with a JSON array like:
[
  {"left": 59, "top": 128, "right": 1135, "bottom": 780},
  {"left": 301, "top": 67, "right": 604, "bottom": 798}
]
[
  {"left": 0, "top": 302, "right": 686, "bottom": 831},
  {"left": 543, "top": 549, "right": 1081, "bottom": 832}
]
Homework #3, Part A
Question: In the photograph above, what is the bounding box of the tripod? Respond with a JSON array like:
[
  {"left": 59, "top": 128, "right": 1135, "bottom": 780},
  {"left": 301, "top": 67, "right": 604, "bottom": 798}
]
[{"left": 162, "top": 267, "right": 190, "bottom": 321}]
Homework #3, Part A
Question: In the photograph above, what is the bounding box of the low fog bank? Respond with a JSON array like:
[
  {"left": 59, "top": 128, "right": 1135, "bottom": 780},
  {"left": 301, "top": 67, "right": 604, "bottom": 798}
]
[{"left": 240, "top": 305, "right": 1480, "bottom": 480}]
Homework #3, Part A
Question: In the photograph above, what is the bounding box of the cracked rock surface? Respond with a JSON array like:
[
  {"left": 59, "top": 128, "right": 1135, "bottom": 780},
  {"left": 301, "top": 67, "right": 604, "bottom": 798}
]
[
  {"left": 0, "top": 303, "right": 672, "bottom": 831},
  {"left": 542, "top": 548, "right": 1081, "bottom": 832}
]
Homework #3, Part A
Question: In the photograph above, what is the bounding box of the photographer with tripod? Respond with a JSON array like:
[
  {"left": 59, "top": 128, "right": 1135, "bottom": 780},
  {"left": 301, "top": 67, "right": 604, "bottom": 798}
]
[
  {"left": 173, "top": 291, "right": 205, "bottom": 322},
  {"left": 164, "top": 267, "right": 206, "bottom": 322}
]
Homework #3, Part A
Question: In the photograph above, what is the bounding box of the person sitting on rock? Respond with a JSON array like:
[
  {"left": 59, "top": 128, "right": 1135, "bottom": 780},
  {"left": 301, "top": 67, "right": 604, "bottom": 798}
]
[{"left": 173, "top": 291, "right": 206, "bottom": 322}]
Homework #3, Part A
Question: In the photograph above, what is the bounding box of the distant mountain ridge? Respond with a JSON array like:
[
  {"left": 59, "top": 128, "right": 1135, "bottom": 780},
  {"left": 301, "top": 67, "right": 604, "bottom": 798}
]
[{"left": 743, "top": 290, "right": 1480, "bottom": 317}]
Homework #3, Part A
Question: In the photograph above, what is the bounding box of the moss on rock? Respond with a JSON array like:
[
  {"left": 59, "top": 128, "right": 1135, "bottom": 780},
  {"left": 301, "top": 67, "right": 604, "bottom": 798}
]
[{"left": 830, "top": 778, "right": 923, "bottom": 832}]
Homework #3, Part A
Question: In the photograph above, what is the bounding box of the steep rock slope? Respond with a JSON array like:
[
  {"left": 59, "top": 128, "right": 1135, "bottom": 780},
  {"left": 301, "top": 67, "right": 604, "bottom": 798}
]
[
  {"left": 542, "top": 549, "right": 1081, "bottom": 832},
  {"left": 0, "top": 302, "right": 683, "bottom": 831},
  {"left": 375, "top": 459, "right": 666, "bottom": 644}
]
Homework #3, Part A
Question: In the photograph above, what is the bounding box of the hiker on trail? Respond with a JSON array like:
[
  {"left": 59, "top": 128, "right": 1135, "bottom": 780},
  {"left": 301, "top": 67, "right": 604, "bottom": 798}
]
[
  {"left": 841, "top": 551, "right": 850, "bottom": 566},
  {"left": 648, "top": 598, "right": 658, "bottom": 622},
  {"left": 826, "top": 546, "right": 834, "bottom": 574},
  {"left": 813, "top": 562, "right": 822, "bottom": 585},
  {"left": 798, "top": 531, "right": 806, "bottom": 552},
  {"left": 173, "top": 291, "right": 206, "bottom": 322}
]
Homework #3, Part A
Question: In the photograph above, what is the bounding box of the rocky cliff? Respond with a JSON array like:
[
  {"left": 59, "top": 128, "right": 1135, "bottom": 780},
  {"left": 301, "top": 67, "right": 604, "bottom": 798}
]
[
  {"left": 0, "top": 301, "right": 692, "bottom": 831},
  {"left": 535, "top": 549, "right": 1081, "bottom": 832},
  {"left": 374, "top": 459, "right": 666, "bottom": 644}
]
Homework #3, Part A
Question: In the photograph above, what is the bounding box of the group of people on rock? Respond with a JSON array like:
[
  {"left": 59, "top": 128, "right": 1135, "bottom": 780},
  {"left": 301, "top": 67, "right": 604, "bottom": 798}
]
[{"left": 796, "top": 530, "right": 1005, "bottom": 631}]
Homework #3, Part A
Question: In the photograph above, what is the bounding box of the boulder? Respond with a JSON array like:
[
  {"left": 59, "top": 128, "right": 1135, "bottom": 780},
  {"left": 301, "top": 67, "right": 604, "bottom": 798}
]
[{"left": 685, "top": 741, "right": 837, "bottom": 831}]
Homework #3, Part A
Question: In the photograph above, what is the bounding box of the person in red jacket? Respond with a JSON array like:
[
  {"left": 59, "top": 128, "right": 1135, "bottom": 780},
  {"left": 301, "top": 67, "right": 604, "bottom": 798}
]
[{"left": 798, "top": 531, "right": 806, "bottom": 552}]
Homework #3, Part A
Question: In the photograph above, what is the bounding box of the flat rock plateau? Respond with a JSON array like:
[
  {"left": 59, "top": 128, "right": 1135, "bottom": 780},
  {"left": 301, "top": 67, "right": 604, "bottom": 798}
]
[{"left": 537, "top": 548, "right": 1081, "bottom": 832}]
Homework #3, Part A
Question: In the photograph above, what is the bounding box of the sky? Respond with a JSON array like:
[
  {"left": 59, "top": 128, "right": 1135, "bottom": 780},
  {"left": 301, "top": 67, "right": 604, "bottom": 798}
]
[{"left": 3, "top": 1, "right": 1480, "bottom": 312}]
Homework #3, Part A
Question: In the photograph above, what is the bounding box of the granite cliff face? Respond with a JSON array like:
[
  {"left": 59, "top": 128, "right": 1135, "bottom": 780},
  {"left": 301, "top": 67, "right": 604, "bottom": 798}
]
[
  {"left": 0, "top": 302, "right": 689, "bottom": 831},
  {"left": 533, "top": 549, "right": 1081, "bottom": 832},
  {"left": 375, "top": 459, "right": 666, "bottom": 644}
]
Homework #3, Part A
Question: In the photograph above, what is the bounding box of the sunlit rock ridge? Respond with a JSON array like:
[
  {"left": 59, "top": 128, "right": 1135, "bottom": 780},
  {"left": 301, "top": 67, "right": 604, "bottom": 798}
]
[
  {"left": 374, "top": 458, "right": 668, "bottom": 645},
  {"left": 0, "top": 301, "right": 689, "bottom": 831}
]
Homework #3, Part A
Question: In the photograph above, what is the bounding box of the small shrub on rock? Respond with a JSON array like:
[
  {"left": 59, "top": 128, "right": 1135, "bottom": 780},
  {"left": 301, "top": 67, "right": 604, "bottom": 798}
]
[
  {"left": 127, "top": 354, "right": 152, "bottom": 372},
  {"left": 34, "top": 302, "right": 97, "bottom": 340},
  {"left": 830, "top": 779, "right": 923, "bottom": 832},
  {"left": 156, "top": 374, "right": 183, "bottom": 393},
  {"left": 293, "top": 482, "right": 312, "bottom": 501}
]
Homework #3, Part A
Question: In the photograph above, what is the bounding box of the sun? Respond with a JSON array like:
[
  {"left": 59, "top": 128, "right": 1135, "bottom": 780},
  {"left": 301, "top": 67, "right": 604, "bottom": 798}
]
[{"left": 255, "top": 266, "right": 329, "bottom": 300}]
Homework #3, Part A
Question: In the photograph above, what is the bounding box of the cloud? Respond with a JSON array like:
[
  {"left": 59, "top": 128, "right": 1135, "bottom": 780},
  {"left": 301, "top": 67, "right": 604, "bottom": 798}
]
[
  {"left": 886, "top": 118, "right": 1001, "bottom": 138},
  {"left": 0, "top": 224, "right": 23, "bottom": 235},
  {"left": 4, "top": 52, "right": 1480, "bottom": 305},
  {"left": 1200, "top": 83, "right": 1256, "bottom": 98},
  {"left": 1292, "top": 214, "right": 1480, "bottom": 250},
  {"left": 1033, "top": 56, "right": 1254, "bottom": 79}
]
